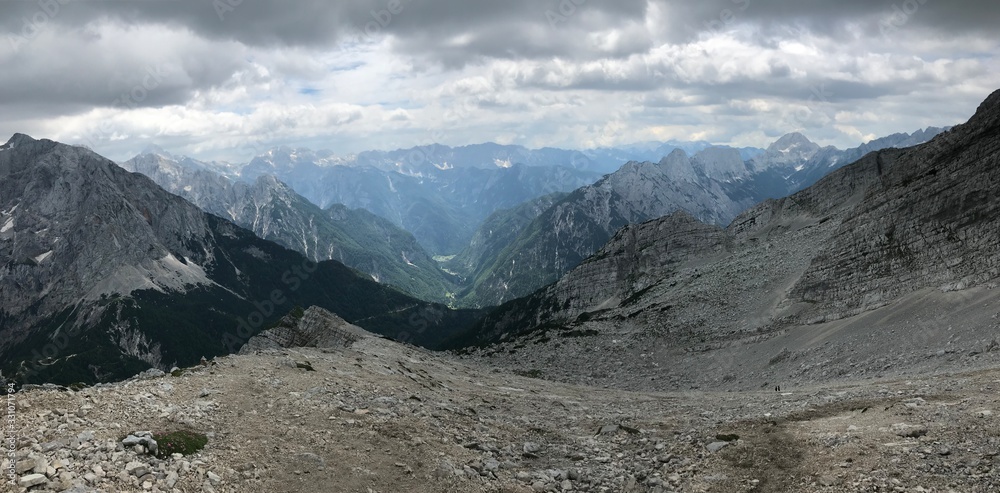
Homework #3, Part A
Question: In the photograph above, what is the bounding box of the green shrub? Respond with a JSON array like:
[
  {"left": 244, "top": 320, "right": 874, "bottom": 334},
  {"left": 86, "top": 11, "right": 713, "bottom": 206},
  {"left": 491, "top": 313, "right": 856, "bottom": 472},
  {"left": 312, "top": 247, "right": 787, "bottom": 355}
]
[{"left": 153, "top": 430, "right": 208, "bottom": 458}]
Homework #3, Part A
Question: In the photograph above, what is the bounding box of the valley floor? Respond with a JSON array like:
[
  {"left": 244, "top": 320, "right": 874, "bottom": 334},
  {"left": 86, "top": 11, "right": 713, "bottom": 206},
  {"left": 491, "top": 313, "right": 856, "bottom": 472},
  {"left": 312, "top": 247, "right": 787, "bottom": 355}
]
[{"left": 5, "top": 336, "right": 1000, "bottom": 492}]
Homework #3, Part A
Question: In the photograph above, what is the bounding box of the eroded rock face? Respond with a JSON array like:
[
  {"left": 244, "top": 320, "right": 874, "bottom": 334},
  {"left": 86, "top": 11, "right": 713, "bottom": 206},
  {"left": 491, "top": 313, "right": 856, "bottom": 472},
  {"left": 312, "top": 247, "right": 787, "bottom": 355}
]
[
  {"left": 238, "top": 307, "right": 371, "bottom": 354},
  {"left": 790, "top": 93, "right": 1000, "bottom": 322}
]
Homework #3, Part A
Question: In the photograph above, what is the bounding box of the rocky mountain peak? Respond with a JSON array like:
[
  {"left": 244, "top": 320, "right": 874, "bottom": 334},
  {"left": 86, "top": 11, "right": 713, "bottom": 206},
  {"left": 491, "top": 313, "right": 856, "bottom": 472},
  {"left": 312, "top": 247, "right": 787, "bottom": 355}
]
[
  {"left": 140, "top": 144, "right": 173, "bottom": 159},
  {"left": 2, "top": 133, "right": 37, "bottom": 149},
  {"left": 659, "top": 148, "right": 689, "bottom": 163},
  {"left": 658, "top": 149, "right": 698, "bottom": 183},
  {"left": 691, "top": 146, "right": 748, "bottom": 181},
  {"left": 969, "top": 88, "right": 1000, "bottom": 128},
  {"left": 766, "top": 132, "right": 816, "bottom": 153}
]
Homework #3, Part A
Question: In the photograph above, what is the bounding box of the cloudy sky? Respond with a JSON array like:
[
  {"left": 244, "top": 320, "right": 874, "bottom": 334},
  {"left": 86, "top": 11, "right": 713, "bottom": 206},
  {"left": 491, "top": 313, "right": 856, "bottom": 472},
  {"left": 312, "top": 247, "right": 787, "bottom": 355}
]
[{"left": 1, "top": 0, "right": 997, "bottom": 162}]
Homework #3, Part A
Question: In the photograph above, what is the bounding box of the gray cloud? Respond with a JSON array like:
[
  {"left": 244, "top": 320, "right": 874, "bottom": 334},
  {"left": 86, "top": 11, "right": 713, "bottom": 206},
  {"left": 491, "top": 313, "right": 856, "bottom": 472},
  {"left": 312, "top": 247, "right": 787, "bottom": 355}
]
[
  {"left": 0, "top": 0, "right": 996, "bottom": 161},
  {"left": 2, "top": 0, "right": 997, "bottom": 62}
]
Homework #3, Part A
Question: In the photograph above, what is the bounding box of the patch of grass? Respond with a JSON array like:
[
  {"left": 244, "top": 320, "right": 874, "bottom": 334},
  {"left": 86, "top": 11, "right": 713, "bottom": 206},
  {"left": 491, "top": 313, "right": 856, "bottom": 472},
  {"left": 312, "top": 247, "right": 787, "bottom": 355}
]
[
  {"left": 515, "top": 369, "right": 544, "bottom": 379},
  {"left": 296, "top": 361, "right": 315, "bottom": 371},
  {"left": 153, "top": 430, "right": 208, "bottom": 459},
  {"left": 170, "top": 369, "right": 186, "bottom": 377}
]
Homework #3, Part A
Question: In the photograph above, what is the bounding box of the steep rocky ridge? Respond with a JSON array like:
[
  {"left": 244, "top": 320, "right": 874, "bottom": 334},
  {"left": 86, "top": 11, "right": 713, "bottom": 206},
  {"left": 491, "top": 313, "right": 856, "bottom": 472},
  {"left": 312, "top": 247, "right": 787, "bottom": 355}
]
[
  {"left": 454, "top": 154, "right": 754, "bottom": 307},
  {"left": 455, "top": 129, "right": 945, "bottom": 308},
  {"left": 790, "top": 95, "right": 1000, "bottom": 322}
]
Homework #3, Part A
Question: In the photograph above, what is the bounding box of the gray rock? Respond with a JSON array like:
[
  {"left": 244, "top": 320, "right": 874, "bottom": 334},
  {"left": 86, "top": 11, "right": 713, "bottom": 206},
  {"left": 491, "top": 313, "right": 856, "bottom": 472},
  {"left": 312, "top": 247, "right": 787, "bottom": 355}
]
[
  {"left": 122, "top": 432, "right": 158, "bottom": 456},
  {"left": 892, "top": 423, "right": 929, "bottom": 438},
  {"left": 706, "top": 441, "right": 730, "bottom": 453},
  {"left": 15, "top": 458, "right": 36, "bottom": 474},
  {"left": 482, "top": 458, "right": 500, "bottom": 472},
  {"left": 296, "top": 452, "right": 326, "bottom": 473},
  {"left": 598, "top": 424, "right": 619, "bottom": 435}
]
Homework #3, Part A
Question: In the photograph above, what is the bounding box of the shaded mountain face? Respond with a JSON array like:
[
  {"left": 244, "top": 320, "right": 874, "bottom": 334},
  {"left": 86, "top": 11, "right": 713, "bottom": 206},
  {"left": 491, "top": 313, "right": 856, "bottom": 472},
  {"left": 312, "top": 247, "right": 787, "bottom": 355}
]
[
  {"left": 453, "top": 154, "right": 756, "bottom": 307},
  {"left": 0, "top": 135, "right": 479, "bottom": 385},
  {"left": 451, "top": 89, "right": 1000, "bottom": 391},
  {"left": 451, "top": 128, "right": 944, "bottom": 307},
  {"left": 121, "top": 152, "right": 457, "bottom": 303},
  {"left": 241, "top": 149, "right": 604, "bottom": 255}
]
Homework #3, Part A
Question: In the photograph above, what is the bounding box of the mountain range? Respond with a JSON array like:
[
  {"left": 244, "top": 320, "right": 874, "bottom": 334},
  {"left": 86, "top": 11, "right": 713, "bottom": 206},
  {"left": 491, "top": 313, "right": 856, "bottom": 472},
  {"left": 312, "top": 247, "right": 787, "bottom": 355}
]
[
  {"left": 0, "top": 135, "right": 479, "bottom": 385},
  {"left": 126, "top": 129, "right": 942, "bottom": 309},
  {"left": 446, "top": 128, "right": 946, "bottom": 307},
  {"left": 452, "top": 89, "right": 1000, "bottom": 392},
  {"left": 0, "top": 107, "right": 962, "bottom": 388},
  {"left": 239, "top": 146, "right": 606, "bottom": 254}
]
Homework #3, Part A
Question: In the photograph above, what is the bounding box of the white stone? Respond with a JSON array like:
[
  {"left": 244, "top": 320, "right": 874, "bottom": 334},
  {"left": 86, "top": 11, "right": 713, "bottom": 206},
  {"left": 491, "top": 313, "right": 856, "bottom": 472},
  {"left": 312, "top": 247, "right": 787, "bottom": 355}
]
[{"left": 19, "top": 473, "right": 47, "bottom": 488}]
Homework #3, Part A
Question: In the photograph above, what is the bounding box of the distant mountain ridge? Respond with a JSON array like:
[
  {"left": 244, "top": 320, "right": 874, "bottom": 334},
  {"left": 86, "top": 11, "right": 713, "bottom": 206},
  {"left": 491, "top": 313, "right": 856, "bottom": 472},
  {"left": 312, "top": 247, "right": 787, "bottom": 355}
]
[
  {"left": 121, "top": 152, "right": 457, "bottom": 303},
  {"left": 240, "top": 149, "right": 604, "bottom": 255}
]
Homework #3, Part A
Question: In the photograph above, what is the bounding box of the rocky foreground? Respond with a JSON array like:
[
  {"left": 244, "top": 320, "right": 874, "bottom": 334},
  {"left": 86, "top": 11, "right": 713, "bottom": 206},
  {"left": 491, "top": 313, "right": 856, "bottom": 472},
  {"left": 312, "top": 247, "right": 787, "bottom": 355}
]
[{"left": 3, "top": 331, "right": 1000, "bottom": 493}]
